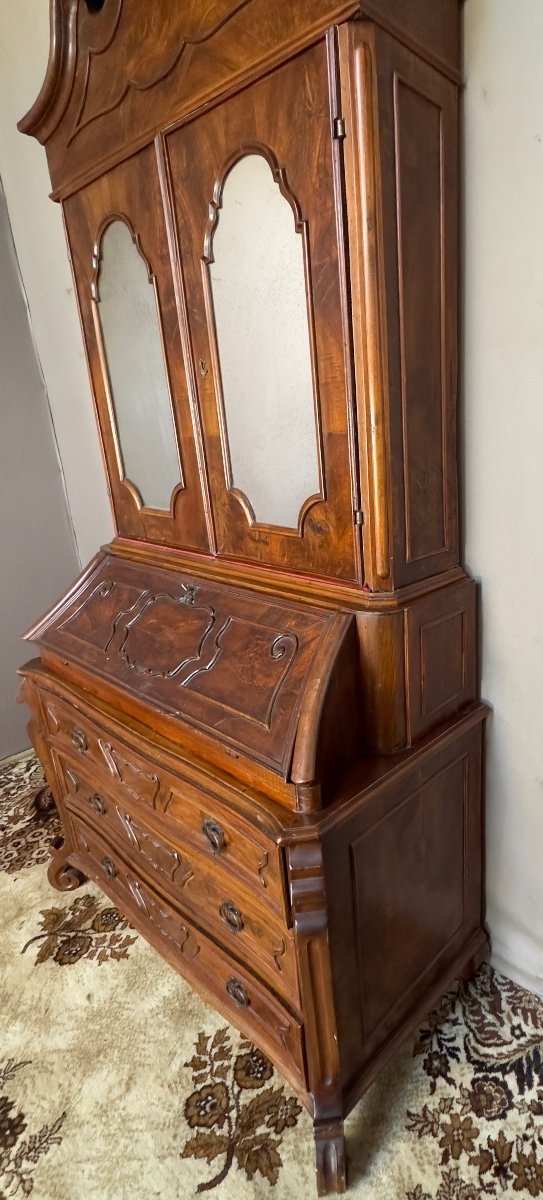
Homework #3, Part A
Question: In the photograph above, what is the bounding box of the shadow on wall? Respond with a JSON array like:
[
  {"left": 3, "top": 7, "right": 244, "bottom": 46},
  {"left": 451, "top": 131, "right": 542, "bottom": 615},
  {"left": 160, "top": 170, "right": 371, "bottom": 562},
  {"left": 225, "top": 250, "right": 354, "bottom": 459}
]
[{"left": 0, "top": 177, "right": 78, "bottom": 758}]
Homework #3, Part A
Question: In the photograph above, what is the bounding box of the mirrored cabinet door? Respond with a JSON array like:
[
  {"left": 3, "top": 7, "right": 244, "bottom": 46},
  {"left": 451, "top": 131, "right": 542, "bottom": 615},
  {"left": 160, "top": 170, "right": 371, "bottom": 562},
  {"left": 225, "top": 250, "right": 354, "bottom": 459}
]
[
  {"left": 63, "top": 145, "right": 210, "bottom": 551},
  {"left": 167, "top": 41, "right": 360, "bottom": 582}
]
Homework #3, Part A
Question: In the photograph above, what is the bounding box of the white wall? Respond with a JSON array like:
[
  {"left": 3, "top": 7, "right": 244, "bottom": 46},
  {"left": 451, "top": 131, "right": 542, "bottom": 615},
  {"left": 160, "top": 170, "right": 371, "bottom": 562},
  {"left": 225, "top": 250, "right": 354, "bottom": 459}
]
[
  {"left": 0, "top": 3, "right": 113, "bottom": 568},
  {"left": 463, "top": 0, "right": 543, "bottom": 997},
  {"left": 0, "top": 4, "right": 541, "bottom": 994},
  {"left": 0, "top": 179, "right": 79, "bottom": 756}
]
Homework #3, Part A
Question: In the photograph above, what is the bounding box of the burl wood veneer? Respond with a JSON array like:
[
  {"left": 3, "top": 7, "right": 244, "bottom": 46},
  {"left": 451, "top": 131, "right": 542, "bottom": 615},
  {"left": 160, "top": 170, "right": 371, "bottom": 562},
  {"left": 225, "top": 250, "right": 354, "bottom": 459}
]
[{"left": 17, "top": 1, "right": 488, "bottom": 1193}]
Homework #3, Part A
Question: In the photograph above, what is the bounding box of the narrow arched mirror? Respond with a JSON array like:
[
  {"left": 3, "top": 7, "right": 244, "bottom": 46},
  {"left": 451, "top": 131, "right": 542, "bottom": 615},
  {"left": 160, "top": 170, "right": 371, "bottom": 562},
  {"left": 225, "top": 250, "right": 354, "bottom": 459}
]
[
  {"left": 94, "top": 218, "right": 182, "bottom": 511},
  {"left": 208, "top": 154, "right": 321, "bottom": 529}
]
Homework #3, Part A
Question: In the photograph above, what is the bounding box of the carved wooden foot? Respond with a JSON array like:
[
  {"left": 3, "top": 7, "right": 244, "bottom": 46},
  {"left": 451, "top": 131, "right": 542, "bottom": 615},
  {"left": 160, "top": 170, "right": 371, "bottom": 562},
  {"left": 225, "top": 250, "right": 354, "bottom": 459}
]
[
  {"left": 458, "top": 932, "right": 491, "bottom": 982},
  {"left": 33, "top": 785, "right": 57, "bottom": 821},
  {"left": 314, "top": 1119, "right": 346, "bottom": 1196},
  {"left": 47, "top": 836, "right": 87, "bottom": 892}
]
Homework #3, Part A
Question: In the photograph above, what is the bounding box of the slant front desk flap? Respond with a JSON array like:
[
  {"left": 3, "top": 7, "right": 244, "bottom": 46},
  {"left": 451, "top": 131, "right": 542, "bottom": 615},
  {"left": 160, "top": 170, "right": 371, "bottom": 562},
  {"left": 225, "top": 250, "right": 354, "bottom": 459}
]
[{"left": 25, "top": 553, "right": 361, "bottom": 807}]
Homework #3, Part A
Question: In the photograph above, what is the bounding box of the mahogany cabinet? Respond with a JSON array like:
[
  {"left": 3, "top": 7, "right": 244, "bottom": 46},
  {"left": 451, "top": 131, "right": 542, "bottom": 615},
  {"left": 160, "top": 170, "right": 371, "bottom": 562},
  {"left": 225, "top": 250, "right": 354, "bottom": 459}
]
[{"left": 17, "top": 1, "right": 488, "bottom": 1193}]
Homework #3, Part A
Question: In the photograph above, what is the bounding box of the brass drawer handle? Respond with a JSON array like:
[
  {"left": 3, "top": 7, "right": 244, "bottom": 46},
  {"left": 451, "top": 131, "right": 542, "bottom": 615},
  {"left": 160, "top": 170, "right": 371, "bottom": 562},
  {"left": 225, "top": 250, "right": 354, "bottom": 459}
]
[
  {"left": 226, "top": 978, "right": 249, "bottom": 1008},
  {"left": 202, "top": 818, "right": 225, "bottom": 854},
  {"left": 101, "top": 856, "right": 116, "bottom": 879},
  {"left": 219, "top": 901, "right": 244, "bottom": 933},
  {"left": 89, "top": 793, "right": 106, "bottom": 816},
  {"left": 71, "top": 727, "right": 87, "bottom": 753}
]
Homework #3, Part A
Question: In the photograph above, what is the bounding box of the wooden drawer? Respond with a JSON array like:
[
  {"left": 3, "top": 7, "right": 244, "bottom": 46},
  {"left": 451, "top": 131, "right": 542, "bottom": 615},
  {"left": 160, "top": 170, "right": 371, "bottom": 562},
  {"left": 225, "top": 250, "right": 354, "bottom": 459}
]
[
  {"left": 40, "top": 689, "right": 288, "bottom": 919},
  {"left": 66, "top": 813, "right": 306, "bottom": 1096},
  {"left": 55, "top": 750, "right": 299, "bottom": 1006},
  {"left": 161, "top": 778, "right": 287, "bottom": 918}
]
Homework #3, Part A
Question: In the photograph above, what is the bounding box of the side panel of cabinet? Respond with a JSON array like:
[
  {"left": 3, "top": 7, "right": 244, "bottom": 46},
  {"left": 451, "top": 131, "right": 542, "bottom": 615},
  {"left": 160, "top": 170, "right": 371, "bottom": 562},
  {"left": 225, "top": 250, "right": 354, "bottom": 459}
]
[
  {"left": 340, "top": 24, "right": 459, "bottom": 590},
  {"left": 323, "top": 714, "right": 486, "bottom": 1096},
  {"left": 165, "top": 41, "right": 361, "bottom": 583},
  {"left": 63, "top": 145, "right": 211, "bottom": 551}
]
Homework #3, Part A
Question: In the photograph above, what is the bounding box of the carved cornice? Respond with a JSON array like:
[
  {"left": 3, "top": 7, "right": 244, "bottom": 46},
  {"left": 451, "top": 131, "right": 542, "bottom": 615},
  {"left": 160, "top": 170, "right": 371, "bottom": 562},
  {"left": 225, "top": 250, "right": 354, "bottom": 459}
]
[
  {"left": 67, "top": 0, "right": 254, "bottom": 148},
  {"left": 18, "top": 0, "right": 255, "bottom": 146},
  {"left": 18, "top": 0, "right": 79, "bottom": 143}
]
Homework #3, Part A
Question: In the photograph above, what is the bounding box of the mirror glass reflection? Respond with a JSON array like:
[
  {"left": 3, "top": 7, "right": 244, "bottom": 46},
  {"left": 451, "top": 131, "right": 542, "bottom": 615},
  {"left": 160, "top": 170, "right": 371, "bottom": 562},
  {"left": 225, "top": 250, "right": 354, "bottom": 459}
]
[
  {"left": 96, "top": 219, "right": 181, "bottom": 511},
  {"left": 209, "top": 154, "right": 320, "bottom": 528}
]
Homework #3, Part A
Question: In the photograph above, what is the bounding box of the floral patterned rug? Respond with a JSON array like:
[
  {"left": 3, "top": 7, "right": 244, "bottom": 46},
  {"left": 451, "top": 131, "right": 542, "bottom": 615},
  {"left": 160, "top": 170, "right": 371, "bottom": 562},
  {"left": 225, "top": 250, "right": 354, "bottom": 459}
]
[{"left": 1, "top": 749, "right": 543, "bottom": 1199}]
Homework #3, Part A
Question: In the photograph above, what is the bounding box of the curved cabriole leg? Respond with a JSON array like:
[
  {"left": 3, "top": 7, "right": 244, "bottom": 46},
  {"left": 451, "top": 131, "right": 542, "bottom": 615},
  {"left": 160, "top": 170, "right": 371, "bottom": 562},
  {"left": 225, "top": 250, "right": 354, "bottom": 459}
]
[
  {"left": 314, "top": 1119, "right": 347, "bottom": 1195},
  {"left": 47, "top": 836, "right": 87, "bottom": 892}
]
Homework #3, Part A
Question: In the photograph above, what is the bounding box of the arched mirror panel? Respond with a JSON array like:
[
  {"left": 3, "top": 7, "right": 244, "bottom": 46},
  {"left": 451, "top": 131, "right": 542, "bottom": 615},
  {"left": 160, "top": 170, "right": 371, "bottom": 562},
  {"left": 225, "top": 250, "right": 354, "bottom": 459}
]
[
  {"left": 207, "top": 153, "right": 321, "bottom": 530},
  {"left": 94, "top": 218, "right": 182, "bottom": 512}
]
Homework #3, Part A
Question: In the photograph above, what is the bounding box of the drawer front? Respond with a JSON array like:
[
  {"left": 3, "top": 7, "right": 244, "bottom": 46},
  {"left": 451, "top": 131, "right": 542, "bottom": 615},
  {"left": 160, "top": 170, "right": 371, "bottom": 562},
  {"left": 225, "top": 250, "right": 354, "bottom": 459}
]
[
  {"left": 66, "top": 814, "right": 306, "bottom": 1094},
  {"left": 41, "top": 689, "right": 287, "bottom": 917},
  {"left": 55, "top": 751, "right": 298, "bottom": 1005},
  {"left": 162, "top": 781, "right": 287, "bottom": 918}
]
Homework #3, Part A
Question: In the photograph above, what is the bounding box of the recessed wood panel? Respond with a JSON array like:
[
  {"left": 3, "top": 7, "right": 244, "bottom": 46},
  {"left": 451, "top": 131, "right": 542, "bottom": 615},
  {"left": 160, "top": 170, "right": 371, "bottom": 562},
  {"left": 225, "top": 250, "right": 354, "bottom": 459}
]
[
  {"left": 406, "top": 578, "right": 477, "bottom": 741},
  {"left": 339, "top": 25, "right": 459, "bottom": 591},
  {"left": 395, "top": 77, "right": 446, "bottom": 562},
  {"left": 421, "top": 611, "right": 465, "bottom": 714},
  {"left": 351, "top": 755, "right": 467, "bottom": 1039}
]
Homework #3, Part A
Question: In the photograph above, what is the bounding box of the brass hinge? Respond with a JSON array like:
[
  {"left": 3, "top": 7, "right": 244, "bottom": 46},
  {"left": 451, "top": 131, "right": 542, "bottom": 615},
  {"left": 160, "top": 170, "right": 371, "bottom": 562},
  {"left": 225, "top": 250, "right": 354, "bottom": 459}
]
[
  {"left": 333, "top": 116, "right": 346, "bottom": 140},
  {"left": 354, "top": 509, "right": 364, "bottom": 527}
]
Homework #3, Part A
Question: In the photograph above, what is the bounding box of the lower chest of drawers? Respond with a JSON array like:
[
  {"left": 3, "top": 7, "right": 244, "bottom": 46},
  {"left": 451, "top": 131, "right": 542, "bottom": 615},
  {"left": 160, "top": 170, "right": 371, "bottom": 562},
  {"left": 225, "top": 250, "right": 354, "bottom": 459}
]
[
  {"left": 24, "top": 680, "right": 308, "bottom": 1094},
  {"left": 55, "top": 751, "right": 299, "bottom": 1005},
  {"left": 65, "top": 811, "right": 305, "bottom": 1094}
]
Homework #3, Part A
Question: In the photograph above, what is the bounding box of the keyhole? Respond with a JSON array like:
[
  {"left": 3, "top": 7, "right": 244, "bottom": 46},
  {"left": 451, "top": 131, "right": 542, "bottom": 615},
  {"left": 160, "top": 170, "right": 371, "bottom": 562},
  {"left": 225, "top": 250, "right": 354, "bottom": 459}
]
[{"left": 199, "top": 358, "right": 209, "bottom": 377}]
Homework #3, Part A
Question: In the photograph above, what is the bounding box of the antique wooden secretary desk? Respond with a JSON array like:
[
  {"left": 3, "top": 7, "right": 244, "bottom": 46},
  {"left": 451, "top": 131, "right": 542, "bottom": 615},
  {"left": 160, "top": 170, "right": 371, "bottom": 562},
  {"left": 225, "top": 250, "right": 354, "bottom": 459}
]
[{"left": 18, "top": 0, "right": 488, "bottom": 1192}]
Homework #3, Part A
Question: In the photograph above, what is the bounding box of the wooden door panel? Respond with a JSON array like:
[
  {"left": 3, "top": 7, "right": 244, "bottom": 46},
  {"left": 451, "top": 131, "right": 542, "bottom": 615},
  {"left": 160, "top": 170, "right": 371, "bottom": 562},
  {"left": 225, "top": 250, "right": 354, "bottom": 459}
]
[
  {"left": 166, "top": 41, "right": 360, "bottom": 581},
  {"left": 63, "top": 144, "right": 210, "bottom": 551}
]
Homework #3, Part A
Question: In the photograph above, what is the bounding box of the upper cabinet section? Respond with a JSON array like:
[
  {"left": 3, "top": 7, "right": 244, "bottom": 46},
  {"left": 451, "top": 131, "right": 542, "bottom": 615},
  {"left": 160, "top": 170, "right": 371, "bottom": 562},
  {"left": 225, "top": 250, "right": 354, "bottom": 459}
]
[
  {"left": 21, "top": 0, "right": 463, "bottom": 595},
  {"left": 63, "top": 146, "right": 210, "bottom": 549},
  {"left": 19, "top": 1, "right": 460, "bottom": 200},
  {"left": 166, "top": 43, "right": 360, "bottom": 580}
]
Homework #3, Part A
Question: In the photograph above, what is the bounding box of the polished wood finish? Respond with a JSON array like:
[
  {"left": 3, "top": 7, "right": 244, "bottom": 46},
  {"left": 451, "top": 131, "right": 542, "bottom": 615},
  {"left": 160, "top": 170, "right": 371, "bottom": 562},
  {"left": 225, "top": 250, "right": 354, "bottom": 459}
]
[
  {"left": 19, "top": 0, "right": 460, "bottom": 199},
  {"left": 339, "top": 21, "right": 459, "bottom": 590},
  {"left": 166, "top": 42, "right": 360, "bottom": 581},
  {"left": 26, "top": 551, "right": 362, "bottom": 808},
  {"left": 17, "top": 2, "right": 486, "bottom": 1194},
  {"left": 64, "top": 148, "right": 211, "bottom": 548}
]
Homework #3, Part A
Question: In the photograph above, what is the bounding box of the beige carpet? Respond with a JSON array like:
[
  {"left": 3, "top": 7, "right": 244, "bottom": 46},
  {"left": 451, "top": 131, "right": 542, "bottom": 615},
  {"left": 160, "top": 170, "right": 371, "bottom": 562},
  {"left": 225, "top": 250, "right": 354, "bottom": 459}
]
[{"left": 1, "top": 750, "right": 543, "bottom": 1199}]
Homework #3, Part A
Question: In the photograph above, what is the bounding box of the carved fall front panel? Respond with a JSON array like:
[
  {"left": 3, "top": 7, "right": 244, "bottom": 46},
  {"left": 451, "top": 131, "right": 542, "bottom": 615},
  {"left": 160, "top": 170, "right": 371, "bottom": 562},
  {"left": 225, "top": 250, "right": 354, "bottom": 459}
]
[{"left": 33, "top": 554, "right": 337, "bottom": 776}]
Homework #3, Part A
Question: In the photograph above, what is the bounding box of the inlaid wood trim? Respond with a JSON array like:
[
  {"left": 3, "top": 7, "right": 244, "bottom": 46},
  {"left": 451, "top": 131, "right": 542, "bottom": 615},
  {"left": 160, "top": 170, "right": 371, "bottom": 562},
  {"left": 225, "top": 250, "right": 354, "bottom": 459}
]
[
  {"left": 340, "top": 29, "right": 393, "bottom": 588},
  {"left": 393, "top": 72, "right": 448, "bottom": 564}
]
